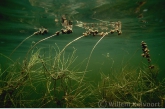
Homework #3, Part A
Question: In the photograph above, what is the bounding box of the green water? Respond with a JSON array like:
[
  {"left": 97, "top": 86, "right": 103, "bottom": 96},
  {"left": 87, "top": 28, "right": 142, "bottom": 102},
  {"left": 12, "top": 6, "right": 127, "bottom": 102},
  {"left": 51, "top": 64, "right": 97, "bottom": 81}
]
[{"left": 0, "top": 0, "right": 165, "bottom": 107}]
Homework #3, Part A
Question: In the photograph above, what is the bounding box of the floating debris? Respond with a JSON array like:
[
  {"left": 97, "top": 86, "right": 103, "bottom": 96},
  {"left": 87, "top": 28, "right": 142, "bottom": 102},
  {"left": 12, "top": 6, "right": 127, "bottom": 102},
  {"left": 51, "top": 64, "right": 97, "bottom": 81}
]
[{"left": 143, "top": 9, "right": 148, "bottom": 12}]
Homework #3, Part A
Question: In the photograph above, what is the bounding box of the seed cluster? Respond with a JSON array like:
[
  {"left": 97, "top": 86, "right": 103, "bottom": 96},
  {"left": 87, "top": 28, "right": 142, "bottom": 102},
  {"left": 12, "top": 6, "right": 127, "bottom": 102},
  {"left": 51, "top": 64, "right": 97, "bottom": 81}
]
[
  {"left": 82, "top": 21, "right": 122, "bottom": 37},
  {"left": 110, "top": 21, "right": 122, "bottom": 35},
  {"left": 34, "top": 27, "right": 48, "bottom": 35},
  {"left": 83, "top": 29, "right": 109, "bottom": 37},
  {"left": 55, "top": 31, "right": 60, "bottom": 36},
  {"left": 141, "top": 41, "right": 154, "bottom": 69},
  {"left": 33, "top": 15, "right": 122, "bottom": 41},
  {"left": 61, "top": 28, "right": 73, "bottom": 34},
  {"left": 82, "top": 29, "right": 99, "bottom": 36},
  {"left": 76, "top": 20, "right": 122, "bottom": 36},
  {"left": 61, "top": 15, "right": 73, "bottom": 34}
]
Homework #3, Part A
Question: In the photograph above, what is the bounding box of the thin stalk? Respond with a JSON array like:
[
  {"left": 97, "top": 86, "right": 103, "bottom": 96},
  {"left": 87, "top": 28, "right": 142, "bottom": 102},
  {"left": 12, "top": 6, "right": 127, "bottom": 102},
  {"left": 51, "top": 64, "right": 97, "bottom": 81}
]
[
  {"left": 0, "top": 53, "right": 14, "bottom": 63},
  {"left": 10, "top": 33, "right": 35, "bottom": 56},
  {"left": 57, "top": 35, "right": 84, "bottom": 58},
  {"left": 79, "top": 33, "right": 108, "bottom": 86},
  {"left": 26, "top": 34, "right": 57, "bottom": 57}
]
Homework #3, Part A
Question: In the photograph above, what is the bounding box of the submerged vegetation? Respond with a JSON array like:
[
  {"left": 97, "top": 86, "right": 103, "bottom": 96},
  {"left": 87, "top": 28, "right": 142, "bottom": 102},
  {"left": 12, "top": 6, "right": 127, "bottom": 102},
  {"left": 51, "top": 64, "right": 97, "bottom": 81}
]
[
  {"left": 0, "top": 12, "right": 165, "bottom": 107},
  {"left": 0, "top": 47, "right": 91, "bottom": 107},
  {"left": 0, "top": 41, "right": 165, "bottom": 107}
]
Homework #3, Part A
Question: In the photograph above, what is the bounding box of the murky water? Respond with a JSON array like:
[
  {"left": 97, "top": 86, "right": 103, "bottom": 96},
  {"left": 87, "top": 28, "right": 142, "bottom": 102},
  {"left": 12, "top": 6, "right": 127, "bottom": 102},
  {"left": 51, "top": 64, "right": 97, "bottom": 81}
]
[
  {"left": 0, "top": 0, "right": 165, "bottom": 75},
  {"left": 0, "top": 1, "right": 165, "bottom": 107}
]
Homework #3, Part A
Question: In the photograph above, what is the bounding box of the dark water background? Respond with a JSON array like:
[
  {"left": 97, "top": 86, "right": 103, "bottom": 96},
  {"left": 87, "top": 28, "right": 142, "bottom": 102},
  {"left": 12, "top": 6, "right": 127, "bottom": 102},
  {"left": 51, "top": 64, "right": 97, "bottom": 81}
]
[{"left": 0, "top": 0, "right": 165, "bottom": 81}]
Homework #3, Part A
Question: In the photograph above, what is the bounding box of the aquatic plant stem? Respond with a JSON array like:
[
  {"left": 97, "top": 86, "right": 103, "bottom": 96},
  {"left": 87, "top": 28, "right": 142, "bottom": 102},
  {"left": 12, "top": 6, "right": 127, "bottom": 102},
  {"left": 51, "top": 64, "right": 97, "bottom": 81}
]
[
  {"left": 85, "top": 33, "right": 108, "bottom": 71},
  {"left": 0, "top": 53, "right": 14, "bottom": 63},
  {"left": 122, "top": 48, "right": 140, "bottom": 72},
  {"left": 10, "top": 33, "right": 35, "bottom": 56},
  {"left": 79, "top": 32, "right": 108, "bottom": 87},
  {"left": 59, "top": 35, "right": 84, "bottom": 56},
  {"left": 26, "top": 34, "right": 56, "bottom": 57}
]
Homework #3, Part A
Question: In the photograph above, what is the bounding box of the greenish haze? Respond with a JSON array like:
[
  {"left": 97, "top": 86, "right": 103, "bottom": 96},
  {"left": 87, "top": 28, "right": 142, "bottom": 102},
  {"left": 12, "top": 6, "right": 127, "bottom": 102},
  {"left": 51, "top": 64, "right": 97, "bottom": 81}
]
[{"left": 0, "top": 0, "right": 165, "bottom": 107}]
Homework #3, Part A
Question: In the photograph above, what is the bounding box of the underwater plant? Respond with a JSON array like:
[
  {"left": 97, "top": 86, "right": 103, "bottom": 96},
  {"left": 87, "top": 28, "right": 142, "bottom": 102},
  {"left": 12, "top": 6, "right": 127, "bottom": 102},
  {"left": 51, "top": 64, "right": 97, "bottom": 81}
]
[
  {"left": 88, "top": 41, "right": 165, "bottom": 108},
  {"left": 9, "top": 14, "right": 123, "bottom": 96},
  {"left": 2, "top": 5, "right": 165, "bottom": 107},
  {"left": 1, "top": 46, "right": 93, "bottom": 107},
  {"left": 1, "top": 29, "right": 165, "bottom": 108}
]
